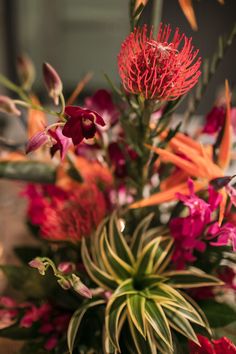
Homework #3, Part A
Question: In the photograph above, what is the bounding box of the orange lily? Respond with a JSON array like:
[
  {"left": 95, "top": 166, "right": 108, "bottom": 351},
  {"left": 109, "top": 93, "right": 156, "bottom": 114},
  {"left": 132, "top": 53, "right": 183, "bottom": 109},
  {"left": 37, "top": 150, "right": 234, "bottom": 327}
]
[{"left": 130, "top": 80, "right": 232, "bottom": 225}]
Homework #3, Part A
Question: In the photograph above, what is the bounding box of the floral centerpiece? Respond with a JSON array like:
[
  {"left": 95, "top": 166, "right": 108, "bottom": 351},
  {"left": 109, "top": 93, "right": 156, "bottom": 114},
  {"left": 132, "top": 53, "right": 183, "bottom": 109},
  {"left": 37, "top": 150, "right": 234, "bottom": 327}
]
[{"left": 0, "top": 1, "right": 236, "bottom": 353}]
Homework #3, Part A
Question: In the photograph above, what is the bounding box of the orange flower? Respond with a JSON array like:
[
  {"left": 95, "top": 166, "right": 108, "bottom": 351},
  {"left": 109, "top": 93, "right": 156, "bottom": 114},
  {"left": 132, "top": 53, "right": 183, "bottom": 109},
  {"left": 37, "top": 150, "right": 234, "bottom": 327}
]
[{"left": 131, "top": 80, "right": 232, "bottom": 225}]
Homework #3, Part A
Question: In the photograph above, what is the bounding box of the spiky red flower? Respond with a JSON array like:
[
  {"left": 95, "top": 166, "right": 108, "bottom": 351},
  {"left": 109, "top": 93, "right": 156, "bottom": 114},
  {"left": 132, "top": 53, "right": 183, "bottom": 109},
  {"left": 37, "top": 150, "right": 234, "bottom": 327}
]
[
  {"left": 118, "top": 24, "right": 201, "bottom": 100},
  {"left": 41, "top": 184, "right": 107, "bottom": 242}
]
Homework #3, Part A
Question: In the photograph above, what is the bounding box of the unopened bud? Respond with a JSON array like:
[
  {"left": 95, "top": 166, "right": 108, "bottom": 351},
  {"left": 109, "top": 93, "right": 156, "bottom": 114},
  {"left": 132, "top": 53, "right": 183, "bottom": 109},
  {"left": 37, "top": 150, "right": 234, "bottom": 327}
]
[
  {"left": 71, "top": 274, "right": 92, "bottom": 299},
  {"left": 0, "top": 96, "right": 21, "bottom": 116},
  {"left": 29, "top": 257, "right": 46, "bottom": 275},
  {"left": 17, "top": 54, "right": 35, "bottom": 90},
  {"left": 57, "top": 278, "right": 72, "bottom": 290},
  {"left": 26, "top": 130, "right": 49, "bottom": 154},
  {"left": 43, "top": 62, "right": 63, "bottom": 105},
  {"left": 58, "top": 262, "right": 76, "bottom": 274}
]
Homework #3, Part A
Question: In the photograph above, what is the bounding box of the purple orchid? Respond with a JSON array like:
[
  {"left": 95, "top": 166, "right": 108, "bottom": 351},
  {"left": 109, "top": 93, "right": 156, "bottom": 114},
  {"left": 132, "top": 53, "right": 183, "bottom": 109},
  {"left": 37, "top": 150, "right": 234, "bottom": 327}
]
[
  {"left": 62, "top": 105, "right": 105, "bottom": 145},
  {"left": 48, "top": 127, "right": 72, "bottom": 160}
]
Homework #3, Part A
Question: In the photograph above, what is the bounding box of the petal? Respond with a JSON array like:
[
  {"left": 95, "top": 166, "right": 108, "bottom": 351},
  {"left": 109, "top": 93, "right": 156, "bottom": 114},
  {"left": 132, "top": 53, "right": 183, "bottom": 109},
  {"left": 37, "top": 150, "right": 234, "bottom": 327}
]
[
  {"left": 64, "top": 105, "right": 83, "bottom": 118},
  {"left": 62, "top": 118, "right": 84, "bottom": 145},
  {"left": 26, "top": 131, "right": 48, "bottom": 154}
]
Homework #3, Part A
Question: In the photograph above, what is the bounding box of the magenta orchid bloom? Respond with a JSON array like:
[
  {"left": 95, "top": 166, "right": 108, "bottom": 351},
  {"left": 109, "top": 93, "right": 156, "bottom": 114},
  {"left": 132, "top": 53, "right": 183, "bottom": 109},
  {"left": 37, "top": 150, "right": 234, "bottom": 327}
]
[
  {"left": 210, "top": 222, "right": 236, "bottom": 251},
  {"left": 48, "top": 127, "right": 72, "bottom": 160},
  {"left": 62, "top": 105, "right": 105, "bottom": 145},
  {"left": 85, "top": 89, "right": 119, "bottom": 128}
]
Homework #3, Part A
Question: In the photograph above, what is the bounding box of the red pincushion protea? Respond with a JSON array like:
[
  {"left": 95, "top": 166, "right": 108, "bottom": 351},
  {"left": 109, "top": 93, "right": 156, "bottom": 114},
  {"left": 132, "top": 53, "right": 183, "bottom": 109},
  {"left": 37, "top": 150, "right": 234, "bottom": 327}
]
[
  {"left": 118, "top": 24, "right": 201, "bottom": 100},
  {"left": 41, "top": 184, "right": 107, "bottom": 242}
]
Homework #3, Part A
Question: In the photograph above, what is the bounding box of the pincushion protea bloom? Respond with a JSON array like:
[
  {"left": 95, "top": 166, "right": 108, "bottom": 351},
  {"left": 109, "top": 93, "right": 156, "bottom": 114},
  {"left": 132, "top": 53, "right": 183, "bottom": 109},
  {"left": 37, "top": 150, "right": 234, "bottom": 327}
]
[{"left": 118, "top": 24, "right": 201, "bottom": 100}]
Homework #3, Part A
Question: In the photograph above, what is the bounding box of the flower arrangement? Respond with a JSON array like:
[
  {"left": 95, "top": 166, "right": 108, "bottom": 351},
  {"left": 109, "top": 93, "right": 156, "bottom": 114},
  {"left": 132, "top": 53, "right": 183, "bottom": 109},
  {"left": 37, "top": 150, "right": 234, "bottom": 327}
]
[{"left": 0, "top": 1, "right": 236, "bottom": 353}]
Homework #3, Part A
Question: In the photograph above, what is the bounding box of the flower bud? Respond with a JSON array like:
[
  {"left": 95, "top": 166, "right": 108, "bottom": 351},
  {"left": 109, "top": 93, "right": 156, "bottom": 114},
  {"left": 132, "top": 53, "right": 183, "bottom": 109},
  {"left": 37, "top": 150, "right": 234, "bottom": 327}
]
[
  {"left": 26, "top": 130, "right": 49, "bottom": 154},
  {"left": 58, "top": 262, "right": 75, "bottom": 274},
  {"left": 70, "top": 274, "right": 92, "bottom": 298},
  {"left": 43, "top": 62, "right": 63, "bottom": 105},
  {"left": 29, "top": 257, "right": 46, "bottom": 275},
  {"left": 57, "top": 278, "right": 72, "bottom": 290},
  {"left": 0, "top": 95, "right": 21, "bottom": 116},
  {"left": 17, "top": 54, "right": 35, "bottom": 90}
]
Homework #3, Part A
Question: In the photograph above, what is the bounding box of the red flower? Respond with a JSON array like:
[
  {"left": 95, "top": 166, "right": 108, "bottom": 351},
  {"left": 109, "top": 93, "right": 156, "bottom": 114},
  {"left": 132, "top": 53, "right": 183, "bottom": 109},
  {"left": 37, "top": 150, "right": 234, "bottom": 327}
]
[
  {"left": 41, "top": 184, "right": 107, "bottom": 242},
  {"left": 189, "top": 335, "right": 236, "bottom": 354},
  {"left": 118, "top": 24, "right": 201, "bottom": 100},
  {"left": 62, "top": 106, "right": 105, "bottom": 145}
]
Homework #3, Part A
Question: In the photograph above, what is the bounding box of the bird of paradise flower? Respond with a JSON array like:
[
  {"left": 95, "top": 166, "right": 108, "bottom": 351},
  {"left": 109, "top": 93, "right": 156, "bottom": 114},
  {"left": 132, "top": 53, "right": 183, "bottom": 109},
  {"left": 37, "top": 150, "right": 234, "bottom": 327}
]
[{"left": 130, "top": 80, "right": 232, "bottom": 226}]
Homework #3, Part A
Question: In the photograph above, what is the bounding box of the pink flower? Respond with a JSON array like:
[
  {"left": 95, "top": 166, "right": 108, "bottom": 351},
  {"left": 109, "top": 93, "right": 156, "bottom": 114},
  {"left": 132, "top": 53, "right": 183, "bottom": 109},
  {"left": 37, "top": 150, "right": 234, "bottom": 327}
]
[
  {"left": 62, "top": 106, "right": 105, "bottom": 145},
  {"left": 118, "top": 24, "right": 201, "bottom": 100},
  {"left": 85, "top": 89, "right": 119, "bottom": 128},
  {"left": 44, "top": 336, "right": 58, "bottom": 351},
  {"left": 26, "top": 130, "right": 49, "bottom": 154},
  {"left": 48, "top": 127, "right": 72, "bottom": 160},
  {"left": 170, "top": 179, "right": 220, "bottom": 268},
  {"left": 210, "top": 222, "right": 236, "bottom": 251},
  {"left": 189, "top": 335, "right": 236, "bottom": 354},
  {"left": 203, "top": 106, "right": 226, "bottom": 134}
]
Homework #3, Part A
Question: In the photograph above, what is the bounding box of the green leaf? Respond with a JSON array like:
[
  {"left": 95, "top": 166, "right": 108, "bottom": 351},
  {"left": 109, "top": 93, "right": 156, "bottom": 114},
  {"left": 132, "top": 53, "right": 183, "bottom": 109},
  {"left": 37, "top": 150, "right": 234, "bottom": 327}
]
[
  {"left": 198, "top": 300, "right": 236, "bottom": 328},
  {"left": 108, "top": 213, "right": 135, "bottom": 266},
  {"left": 0, "top": 161, "right": 56, "bottom": 183},
  {"left": 164, "top": 270, "right": 223, "bottom": 288},
  {"left": 105, "top": 295, "right": 127, "bottom": 350},
  {"left": 164, "top": 307, "right": 199, "bottom": 344},
  {"left": 127, "top": 294, "right": 146, "bottom": 337},
  {"left": 128, "top": 316, "right": 156, "bottom": 354},
  {"left": 145, "top": 300, "right": 173, "bottom": 350},
  {"left": 152, "top": 237, "right": 174, "bottom": 273},
  {"left": 135, "top": 237, "right": 161, "bottom": 277},
  {"left": 162, "top": 303, "right": 205, "bottom": 328},
  {"left": 131, "top": 213, "right": 154, "bottom": 258},
  {"left": 100, "top": 231, "right": 133, "bottom": 281},
  {"left": 67, "top": 300, "right": 105, "bottom": 354},
  {"left": 113, "top": 278, "right": 136, "bottom": 298},
  {"left": 0, "top": 265, "right": 55, "bottom": 299},
  {"left": 81, "top": 238, "right": 117, "bottom": 290}
]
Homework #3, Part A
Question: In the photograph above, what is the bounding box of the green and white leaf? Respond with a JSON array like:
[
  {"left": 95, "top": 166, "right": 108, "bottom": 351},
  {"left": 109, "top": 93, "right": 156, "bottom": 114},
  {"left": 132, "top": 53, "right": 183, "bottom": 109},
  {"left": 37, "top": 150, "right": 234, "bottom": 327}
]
[{"left": 67, "top": 300, "right": 105, "bottom": 354}]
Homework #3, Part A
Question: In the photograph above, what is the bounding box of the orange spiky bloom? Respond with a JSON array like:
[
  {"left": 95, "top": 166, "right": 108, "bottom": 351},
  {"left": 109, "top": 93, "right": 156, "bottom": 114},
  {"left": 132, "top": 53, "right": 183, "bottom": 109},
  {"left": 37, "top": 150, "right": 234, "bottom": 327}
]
[{"left": 131, "top": 80, "right": 232, "bottom": 224}]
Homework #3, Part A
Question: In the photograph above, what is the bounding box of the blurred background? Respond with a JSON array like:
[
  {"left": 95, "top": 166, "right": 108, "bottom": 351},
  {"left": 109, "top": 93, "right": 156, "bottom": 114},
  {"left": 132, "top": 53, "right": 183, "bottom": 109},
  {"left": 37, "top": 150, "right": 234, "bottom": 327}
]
[
  {"left": 0, "top": 1, "right": 235, "bottom": 352},
  {"left": 0, "top": 0, "right": 235, "bottom": 112}
]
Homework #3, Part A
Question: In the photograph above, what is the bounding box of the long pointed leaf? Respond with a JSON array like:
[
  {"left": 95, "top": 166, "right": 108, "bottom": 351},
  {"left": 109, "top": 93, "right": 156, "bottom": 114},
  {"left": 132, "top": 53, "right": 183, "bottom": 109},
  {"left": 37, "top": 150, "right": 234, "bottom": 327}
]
[
  {"left": 67, "top": 300, "right": 105, "bottom": 354},
  {"left": 131, "top": 213, "right": 154, "bottom": 257},
  {"left": 127, "top": 294, "right": 146, "bottom": 337},
  {"left": 145, "top": 300, "right": 173, "bottom": 350},
  {"left": 109, "top": 213, "right": 135, "bottom": 266},
  {"left": 163, "top": 270, "right": 223, "bottom": 288},
  {"left": 128, "top": 316, "right": 155, "bottom": 354},
  {"left": 81, "top": 238, "right": 117, "bottom": 290},
  {"left": 105, "top": 295, "right": 127, "bottom": 351},
  {"left": 100, "top": 231, "right": 133, "bottom": 281},
  {"left": 135, "top": 237, "right": 161, "bottom": 276}
]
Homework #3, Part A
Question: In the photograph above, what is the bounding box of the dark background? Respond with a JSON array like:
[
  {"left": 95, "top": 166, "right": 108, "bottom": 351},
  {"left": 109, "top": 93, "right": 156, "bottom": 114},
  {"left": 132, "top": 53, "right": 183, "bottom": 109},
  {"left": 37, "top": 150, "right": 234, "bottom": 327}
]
[{"left": 0, "top": 0, "right": 235, "bottom": 115}]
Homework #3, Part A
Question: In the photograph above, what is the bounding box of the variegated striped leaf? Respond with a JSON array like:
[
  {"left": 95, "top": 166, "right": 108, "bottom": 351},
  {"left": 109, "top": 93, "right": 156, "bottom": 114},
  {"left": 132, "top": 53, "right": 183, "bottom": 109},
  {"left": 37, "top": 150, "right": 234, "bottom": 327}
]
[
  {"left": 113, "top": 278, "right": 136, "bottom": 298},
  {"left": 100, "top": 231, "right": 133, "bottom": 281},
  {"left": 145, "top": 300, "right": 173, "bottom": 351},
  {"left": 152, "top": 237, "right": 174, "bottom": 273},
  {"left": 128, "top": 316, "right": 156, "bottom": 354},
  {"left": 163, "top": 270, "right": 223, "bottom": 288},
  {"left": 127, "top": 293, "right": 146, "bottom": 337},
  {"left": 135, "top": 237, "right": 162, "bottom": 276},
  {"left": 131, "top": 213, "right": 154, "bottom": 257},
  {"left": 108, "top": 213, "right": 135, "bottom": 266},
  {"left": 81, "top": 238, "right": 117, "bottom": 290},
  {"left": 105, "top": 295, "right": 127, "bottom": 351},
  {"left": 164, "top": 307, "right": 199, "bottom": 344},
  {"left": 67, "top": 300, "right": 105, "bottom": 354}
]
